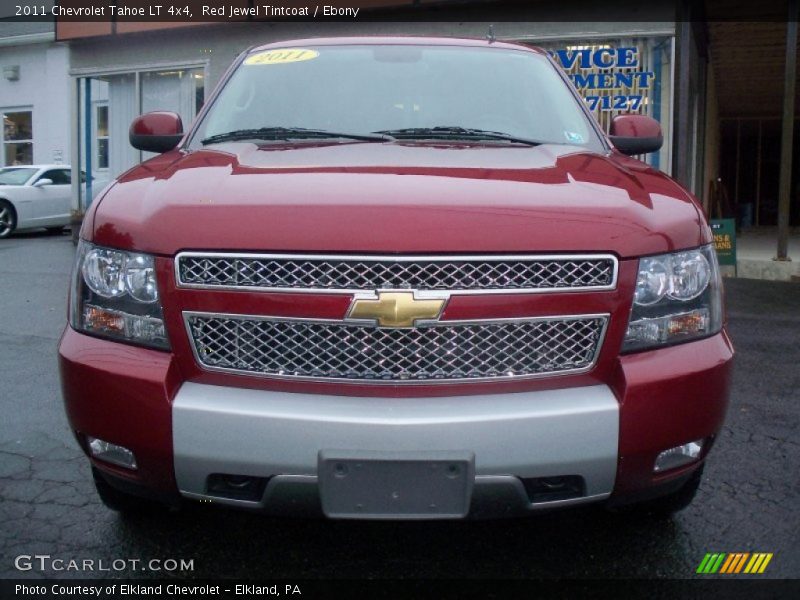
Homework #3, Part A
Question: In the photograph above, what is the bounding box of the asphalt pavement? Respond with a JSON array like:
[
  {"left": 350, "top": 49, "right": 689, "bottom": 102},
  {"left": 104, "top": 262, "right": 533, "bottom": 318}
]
[{"left": 1, "top": 231, "right": 798, "bottom": 580}]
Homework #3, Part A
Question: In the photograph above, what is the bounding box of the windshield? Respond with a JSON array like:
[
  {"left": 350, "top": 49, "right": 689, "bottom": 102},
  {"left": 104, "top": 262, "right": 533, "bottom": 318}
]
[
  {"left": 0, "top": 167, "right": 37, "bottom": 186},
  {"left": 192, "top": 44, "right": 602, "bottom": 150}
]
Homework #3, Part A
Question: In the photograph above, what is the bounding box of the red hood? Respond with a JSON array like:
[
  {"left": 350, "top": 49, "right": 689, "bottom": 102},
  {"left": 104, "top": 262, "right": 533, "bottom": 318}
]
[{"left": 89, "top": 142, "right": 708, "bottom": 258}]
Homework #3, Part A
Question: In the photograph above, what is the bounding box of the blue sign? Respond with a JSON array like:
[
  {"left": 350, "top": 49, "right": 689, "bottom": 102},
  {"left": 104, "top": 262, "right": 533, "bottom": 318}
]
[{"left": 548, "top": 46, "right": 656, "bottom": 112}]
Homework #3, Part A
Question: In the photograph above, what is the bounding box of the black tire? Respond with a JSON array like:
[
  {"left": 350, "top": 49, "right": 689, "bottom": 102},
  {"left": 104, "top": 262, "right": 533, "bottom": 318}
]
[
  {"left": 634, "top": 464, "right": 705, "bottom": 517},
  {"left": 0, "top": 200, "right": 16, "bottom": 239},
  {"left": 92, "top": 467, "right": 169, "bottom": 515},
  {"left": 46, "top": 226, "right": 65, "bottom": 235}
]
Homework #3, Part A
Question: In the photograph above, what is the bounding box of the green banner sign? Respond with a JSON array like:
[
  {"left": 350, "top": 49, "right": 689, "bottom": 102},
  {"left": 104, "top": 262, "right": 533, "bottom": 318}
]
[{"left": 710, "top": 219, "right": 737, "bottom": 266}]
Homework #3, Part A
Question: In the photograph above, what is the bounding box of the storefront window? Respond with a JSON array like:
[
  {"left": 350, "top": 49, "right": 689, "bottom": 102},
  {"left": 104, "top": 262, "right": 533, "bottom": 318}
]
[
  {"left": 194, "top": 71, "right": 205, "bottom": 114},
  {"left": 140, "top": 67, "right": 205, "bottom": 161},
  {"left": 539, "top": 37, "right": 674, "bottom": 173},
  {"left": 96, "top": 104, "right": 109, "bottom": 170},
  {"left": 141, "top": 67, "right": 205, "bottom": 125},
  {"left": 2, "top": 110, "right": 33, "bottom": 166},
  {"left": 80, "top": 67, "right": 205, "bottom": 186}
]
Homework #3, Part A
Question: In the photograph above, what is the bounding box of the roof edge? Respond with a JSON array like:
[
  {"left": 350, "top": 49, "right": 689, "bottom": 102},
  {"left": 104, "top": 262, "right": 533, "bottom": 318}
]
[{"left": 0, "top": 31, "right": 56, "bottom": 47}]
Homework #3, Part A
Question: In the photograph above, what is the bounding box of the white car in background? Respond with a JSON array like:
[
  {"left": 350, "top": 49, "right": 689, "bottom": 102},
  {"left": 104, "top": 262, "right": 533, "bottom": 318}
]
[{"left": 0, "top": 165, "right": 102, "bottom": 239}]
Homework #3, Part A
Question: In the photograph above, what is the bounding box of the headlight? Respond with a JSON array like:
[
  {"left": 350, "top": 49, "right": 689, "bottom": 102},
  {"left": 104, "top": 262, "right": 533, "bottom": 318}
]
[
  {"left": 623, "top": 244, "right": 722, "bottom": 352},
  {"left": 82, "top": 247, "right": 127, "bottom": 298},
  {"left": 69, "top": 241, "right": 170, "bottom": 350}
]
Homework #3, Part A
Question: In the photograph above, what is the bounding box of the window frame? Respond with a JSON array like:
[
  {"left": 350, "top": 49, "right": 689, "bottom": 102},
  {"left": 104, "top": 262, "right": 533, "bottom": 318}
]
[
  {"left": 70, "top": 59, "right": 209, "bottom": 212},
  {"left": 94, "top": 102, "right": 109, "bottom": 172},
  {"left": 1, "top": 107, "right": 34, "bottom": 167}
]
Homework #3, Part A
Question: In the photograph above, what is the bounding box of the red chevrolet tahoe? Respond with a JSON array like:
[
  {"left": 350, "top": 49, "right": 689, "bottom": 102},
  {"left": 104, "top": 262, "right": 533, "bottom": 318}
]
[{"left": 58, "top": 37, "right": 733, "bottom": 519}]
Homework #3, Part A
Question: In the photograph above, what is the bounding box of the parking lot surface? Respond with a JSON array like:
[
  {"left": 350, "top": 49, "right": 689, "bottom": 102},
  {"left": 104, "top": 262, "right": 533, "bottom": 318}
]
[{"left": 1, "top": 232, "right": 798, "bottom": 579}]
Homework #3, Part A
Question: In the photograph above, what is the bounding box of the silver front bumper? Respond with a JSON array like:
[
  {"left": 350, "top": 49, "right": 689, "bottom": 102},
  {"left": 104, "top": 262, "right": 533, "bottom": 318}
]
[{"left": 172, "top": 382, "right": 619, "bottom": 517}]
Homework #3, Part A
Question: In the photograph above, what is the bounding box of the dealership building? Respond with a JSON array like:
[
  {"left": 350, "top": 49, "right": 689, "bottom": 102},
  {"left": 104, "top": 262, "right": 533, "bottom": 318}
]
[{"left": 1, "top": 0, "right": 798, "bottom": 278}]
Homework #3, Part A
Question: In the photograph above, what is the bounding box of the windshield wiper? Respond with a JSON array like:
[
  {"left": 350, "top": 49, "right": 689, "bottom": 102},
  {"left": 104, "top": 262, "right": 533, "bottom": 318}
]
[
  {"left": 373, "top": 126, "right": 545, "bottom": 146},
  {"left": 201, "top": 127, "right": 394, "bottom": 145}
]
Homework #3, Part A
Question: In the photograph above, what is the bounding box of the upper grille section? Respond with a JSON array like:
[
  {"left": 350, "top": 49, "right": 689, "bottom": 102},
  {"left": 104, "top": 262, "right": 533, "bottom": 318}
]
[
  {"left": 175, "top": 253, "right": 618, "bottom": 293},
  {"left": 185, "top": 313, "right": 608, "bottom": 384}
]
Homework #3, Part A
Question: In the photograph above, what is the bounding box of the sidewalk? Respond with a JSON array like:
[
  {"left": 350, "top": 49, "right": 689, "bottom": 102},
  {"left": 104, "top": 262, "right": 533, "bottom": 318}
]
[{"left": 732, "top": 227, "right": 800, "bottom": 282}]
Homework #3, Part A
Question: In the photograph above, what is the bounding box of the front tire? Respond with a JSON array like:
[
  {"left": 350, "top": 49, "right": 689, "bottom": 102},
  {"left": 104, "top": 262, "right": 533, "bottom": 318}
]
[
  {"left": 636, "top": 464, "right": 704, "bottom": 517},
  {"left": 0, "top": 201, "right": 16, "bottom": 239},
  {"left": 92, "top": 467, "right": 169, "bottom": 515}
]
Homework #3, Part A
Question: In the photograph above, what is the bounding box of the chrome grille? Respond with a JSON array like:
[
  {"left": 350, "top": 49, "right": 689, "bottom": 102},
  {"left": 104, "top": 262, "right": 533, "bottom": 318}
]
[
  {"left": 176, "top": 253, "right": 617, "bottom": 293},
  {"left": 185, "top": 313, "right": 608, "bottom": 383}
]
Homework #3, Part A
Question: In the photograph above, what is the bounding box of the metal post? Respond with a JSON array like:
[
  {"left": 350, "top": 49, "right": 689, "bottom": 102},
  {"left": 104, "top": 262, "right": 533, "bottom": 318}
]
[
  {"left": 651, "top": 39, "right": 663, "bottom": 171},
  {"left": 777, "top": 0, "right": 798, "bottom": 261},
  {"left": 756, "top": 120, "right": 762, "bottom": 226},
  {"left": 83, "top": 78, "right": 93, "bottom": 210},
  {"left": 70, "top": 77, "right": 82, "bottom": 245},
  {"left": 673, "top": 18, "right": 692, "bottom": 188},
  {"left": 735, "top": 119, "right": 741, "bottom": 210},
  {"left": 134, "top": 71, "right": 142, "bottom": 164}
]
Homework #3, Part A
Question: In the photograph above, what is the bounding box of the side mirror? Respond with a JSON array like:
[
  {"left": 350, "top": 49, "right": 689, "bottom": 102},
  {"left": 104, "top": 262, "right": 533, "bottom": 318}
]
[
  {"left": 609, "top": 114, "right": 663, "bottom": 155},
  {"left": 32, "top": 178, "right": 53, "bottom": 188},
  {"left": 129, "top": 111, "right": 184, "bottom": 153}
]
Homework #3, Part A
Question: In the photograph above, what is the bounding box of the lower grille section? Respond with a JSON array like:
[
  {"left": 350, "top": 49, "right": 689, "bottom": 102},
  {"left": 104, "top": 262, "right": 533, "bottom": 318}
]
[{"left": 185, "top": 313, "right": 608, "bottom": 383}]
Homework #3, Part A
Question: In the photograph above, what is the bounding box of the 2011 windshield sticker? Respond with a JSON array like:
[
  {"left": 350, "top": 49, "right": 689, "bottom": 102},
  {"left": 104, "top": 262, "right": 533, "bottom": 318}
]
[{"left": 245, "top": 49, "right": 319, "bottom": 66}]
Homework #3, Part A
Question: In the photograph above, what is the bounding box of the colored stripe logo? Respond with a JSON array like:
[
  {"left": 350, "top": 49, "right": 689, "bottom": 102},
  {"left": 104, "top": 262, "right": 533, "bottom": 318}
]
[{"left": 697, "top": 553, "right": 773, "bottom": 574}]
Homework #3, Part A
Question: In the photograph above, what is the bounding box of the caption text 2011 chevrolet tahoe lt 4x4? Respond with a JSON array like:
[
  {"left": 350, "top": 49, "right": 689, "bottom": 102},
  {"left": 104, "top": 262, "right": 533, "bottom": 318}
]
[{"left": 58, "top": 37, "right": 733, "bottom": 520}]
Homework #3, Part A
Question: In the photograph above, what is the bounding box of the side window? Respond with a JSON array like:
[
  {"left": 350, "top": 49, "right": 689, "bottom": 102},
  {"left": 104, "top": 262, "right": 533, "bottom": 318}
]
[
  {"left": 2, "top": 109, "right": 33, "bottom": 166},
  {"left": 39, "top": 169, "right": 71, "bottom": 185}
]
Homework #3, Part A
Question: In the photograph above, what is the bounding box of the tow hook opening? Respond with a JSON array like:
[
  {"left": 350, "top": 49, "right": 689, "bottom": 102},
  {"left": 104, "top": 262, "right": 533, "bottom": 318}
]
[
  {"left": 206, "top": 474, "right": 270, "bottom": 501},
  {"left": 521, "top": 475, "right": 585, "bottom": 504}
]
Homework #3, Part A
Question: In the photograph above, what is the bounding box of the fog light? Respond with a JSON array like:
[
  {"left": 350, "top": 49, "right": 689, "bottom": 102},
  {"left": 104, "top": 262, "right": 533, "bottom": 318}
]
[
  {"left": 654, "top": 439, "right": 704, "bottom": 473},
  {"left": 87, "top": 436, "right": 137, "bottom": 469}
]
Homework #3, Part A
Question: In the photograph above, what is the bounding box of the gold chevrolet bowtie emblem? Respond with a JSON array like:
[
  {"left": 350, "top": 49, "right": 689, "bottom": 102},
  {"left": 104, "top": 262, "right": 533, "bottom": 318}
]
[{"left": 347, "top": 292, "right": 446, "bottom": 328}]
